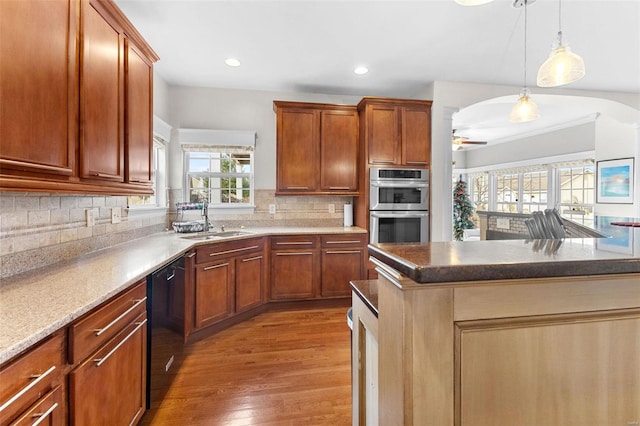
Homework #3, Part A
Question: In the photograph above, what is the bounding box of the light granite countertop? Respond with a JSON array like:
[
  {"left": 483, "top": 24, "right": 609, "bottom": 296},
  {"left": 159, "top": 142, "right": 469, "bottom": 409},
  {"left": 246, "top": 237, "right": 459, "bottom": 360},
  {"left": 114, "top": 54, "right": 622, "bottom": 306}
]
[{"left": 0, "top": 226, "right": 366, "bottom": 365}]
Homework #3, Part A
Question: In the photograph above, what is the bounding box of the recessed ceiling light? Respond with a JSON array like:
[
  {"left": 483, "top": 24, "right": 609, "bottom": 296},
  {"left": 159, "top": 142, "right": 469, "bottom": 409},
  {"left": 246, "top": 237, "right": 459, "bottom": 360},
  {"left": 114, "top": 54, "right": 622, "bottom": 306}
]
[
  {"left": 225, "top": 58, "right": 241, "bottom": 67},
  {"left": 354, "top": 66, "right": 368, "bottom": 75}
]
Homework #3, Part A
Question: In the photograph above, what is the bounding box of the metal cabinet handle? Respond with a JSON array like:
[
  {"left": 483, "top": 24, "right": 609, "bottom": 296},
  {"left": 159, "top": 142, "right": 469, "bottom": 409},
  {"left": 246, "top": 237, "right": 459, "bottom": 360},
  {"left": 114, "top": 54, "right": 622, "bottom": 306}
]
[
  {"left": 242, "top": 256, "right": 263, "bottom": 262},
  {"left": 185, "top": 252, "right": 196, "bottom": 258},
  {"left": 276, "top": 241, "right": 312, "bottom": 245},
  {"left": 31, "top": 402, "right": 59, "bottom": 426},
  {"left": 94, "top": 297, "right": 147, "bottom": 336},
  {"left": 203, "top": 262, "right": 230, "bottom": 271},
  {"left": 405, "top": 161, "right": 427, "bottom": 165},
  {"left": 209, "top": 245, "right": 260, "bottom": 257},
  {"left": 167, "top": 268, "right": 176, "bottom": 281},
  {"left": 326, "top": 250, "right": 361, "bottom": 254},
  {"left": 94, "top": 172, "right": 121, "bottom": 179},
  {"left": 328, "top": 187, "right": 350, "bottom": 190},
  {"left": 0, "top": 366, "right": 56, "bottom": 413},
  {"left": 325, "top": 240, "right": 361, "bottom": 245},
  {"left": 276, "top": 252, "right": 312, "bottom": 256},
  {"left": 286, "top": 186, "right": 309, "bottom": 190},
  {"left": 94, "top": 319, "right": 147, "bottom": 367}
]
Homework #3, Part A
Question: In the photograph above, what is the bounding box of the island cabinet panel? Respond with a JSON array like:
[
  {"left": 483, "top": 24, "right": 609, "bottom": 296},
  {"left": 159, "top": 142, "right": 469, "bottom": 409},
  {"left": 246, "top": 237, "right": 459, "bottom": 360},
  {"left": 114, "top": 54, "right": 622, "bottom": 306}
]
[
  {"left": 79, "top": 0, "right": 125, "bottom": 183},
  {"left": 456, "top": 312, "right": 640, "bottom": 426},
  {"left": 0, "top": 332, "right": 65, "bottom": 426},
  {"left": 274, "top": 101, "right": 359, "bottom": 196},
  {"left": 125, "top": 39, "right": 153, "bottom": 185},
  {"left": 0, "top": 0, "right": 77, "bottom": 179},
  {"left": 67, "top": 279, "right": 147, "bottom": 426},
  {"left": 320, "top": 234, "right": 366, "bottom": 297},
  {"left": 270, "top": 235, "right": 320, "bottom": 300},
  {"left": 194, "top": 260, "right": 234, "bottom": 329}
]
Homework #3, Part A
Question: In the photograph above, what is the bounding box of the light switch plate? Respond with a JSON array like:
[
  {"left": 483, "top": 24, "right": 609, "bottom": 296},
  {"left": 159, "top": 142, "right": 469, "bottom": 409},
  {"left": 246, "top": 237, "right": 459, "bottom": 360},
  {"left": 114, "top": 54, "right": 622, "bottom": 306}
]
[
  {"left": 85, "top": 209, "right": 95, "bottom": 227},
  {"left": 328, "top": 204, "right": 335, "bottom": 214},
  {"left": 269, "top": 204, "right": 276, "bottom": 214},
  {"left": 111, "top": 207, "right": 121, "bottom": 224}
]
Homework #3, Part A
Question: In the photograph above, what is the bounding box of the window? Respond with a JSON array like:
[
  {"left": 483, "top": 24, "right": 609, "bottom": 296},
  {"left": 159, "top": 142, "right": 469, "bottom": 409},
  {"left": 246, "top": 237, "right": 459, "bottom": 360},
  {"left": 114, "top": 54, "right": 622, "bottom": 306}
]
[
  {"left": 558, "top": 165, "right": 595, "bottom": 227},
  {"left": 185, "top": 150, "right": 253, "bottom": 207},
  {"left": 521, "top": 171, "right": 548, "bottom": 213},
  {"left": 495, "top": 173, "right": 519, "bottom": 213},
  {"left": 127, "top": 138, "right": 167, "bottom": 209},
  {"left": 470, "top": 174, "right": 489, "bottom": 213}
]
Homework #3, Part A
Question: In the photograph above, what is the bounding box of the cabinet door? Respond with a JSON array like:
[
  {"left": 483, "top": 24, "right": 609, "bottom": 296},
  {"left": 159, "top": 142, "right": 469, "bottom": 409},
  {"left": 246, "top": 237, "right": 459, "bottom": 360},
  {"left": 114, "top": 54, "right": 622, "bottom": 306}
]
[
  {"left": 194, "top": 260, "right": 234, "bottom": 329},
  {"left": 276, "top": 107, "right": 319, "bottom": 192},
  {"left": 69, "top": 312, "right": 147, "bottom": 426},
  {"left": 367, "top": 104, "right": 399, "bottom": 165},
  {"left": 80, "top": 0, "right": 124, "bottom": 182},
  {"left": 235, "top": 252, "right": 265, "bottom": 313},
  {"left": 321, "top": 248, "right": 365, "bottom": 297},
  {"left": 0, "top": 0, "right": 77, "bottom": 178},
  {"left": 125, "top": 39, "right": 153, "bottom": 185},
  {"left": 270, "top": 251, "right": 318, "bottom": 300},
  {"left": 9, "top": 386, "right": 64, "bottom": 426},
  {"left": 320, "top": 109, "right": 359, "bottom": 192},
  {"left": 401, "top": 106, "right": 431, "bottom": 166}
]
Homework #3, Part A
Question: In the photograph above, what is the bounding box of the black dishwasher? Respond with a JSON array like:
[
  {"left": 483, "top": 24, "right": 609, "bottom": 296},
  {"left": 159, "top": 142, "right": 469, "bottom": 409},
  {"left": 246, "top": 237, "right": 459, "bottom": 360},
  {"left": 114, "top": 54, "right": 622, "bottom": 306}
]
[{"left": 146, "top": 256, "right": 186, "bottom": 410}]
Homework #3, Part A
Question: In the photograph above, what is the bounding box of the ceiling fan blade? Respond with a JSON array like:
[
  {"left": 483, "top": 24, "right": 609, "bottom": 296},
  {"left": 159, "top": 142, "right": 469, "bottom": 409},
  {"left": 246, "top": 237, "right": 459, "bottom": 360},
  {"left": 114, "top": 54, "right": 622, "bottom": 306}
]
[{"left": 459, "top": 140, "right": 487, "bottom": 145}]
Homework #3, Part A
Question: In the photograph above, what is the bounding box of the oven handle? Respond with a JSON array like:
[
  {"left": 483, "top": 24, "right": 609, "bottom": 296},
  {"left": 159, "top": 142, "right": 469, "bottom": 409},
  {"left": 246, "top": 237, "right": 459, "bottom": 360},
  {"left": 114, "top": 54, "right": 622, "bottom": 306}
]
[
  {"left": 370, "top": 181, "right": 427, "bottom": 189},
  {"left": 370, "top": 211, "right": 429, "bottom": 219}
]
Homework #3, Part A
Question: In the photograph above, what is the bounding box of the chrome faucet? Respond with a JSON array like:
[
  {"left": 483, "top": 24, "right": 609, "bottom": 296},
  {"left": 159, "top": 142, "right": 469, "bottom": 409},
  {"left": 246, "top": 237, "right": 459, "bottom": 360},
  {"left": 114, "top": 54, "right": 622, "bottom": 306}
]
[{"left": 201, "top": 200, "right": 210, "bottom": 231}]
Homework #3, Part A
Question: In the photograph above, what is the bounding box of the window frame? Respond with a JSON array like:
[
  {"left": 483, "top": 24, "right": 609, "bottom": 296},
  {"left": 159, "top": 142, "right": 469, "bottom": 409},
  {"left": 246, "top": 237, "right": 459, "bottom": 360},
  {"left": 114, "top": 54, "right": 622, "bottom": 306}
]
[{"left": 127, "top": 138, "right": 167, "bottom": 211}]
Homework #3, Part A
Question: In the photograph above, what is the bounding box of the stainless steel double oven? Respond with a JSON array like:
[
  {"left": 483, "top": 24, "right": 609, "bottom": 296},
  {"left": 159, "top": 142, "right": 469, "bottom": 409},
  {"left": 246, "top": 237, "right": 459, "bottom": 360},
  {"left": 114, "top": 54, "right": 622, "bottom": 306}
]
[{"left": 369, "top": 167, "right": 429, "bottom": 244}]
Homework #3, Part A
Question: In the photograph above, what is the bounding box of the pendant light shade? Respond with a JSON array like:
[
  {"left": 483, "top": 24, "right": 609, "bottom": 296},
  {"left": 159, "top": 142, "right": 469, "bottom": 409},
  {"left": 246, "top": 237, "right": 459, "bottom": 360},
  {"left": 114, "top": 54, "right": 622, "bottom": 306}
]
[
  {"left": 510, "top": 0, "right": 539, "bottom": 123},
  {"left": 509, "top": 88, "right": 540, "bottom": 123},
  {"left": 537, "top": 0, "right": 585, "bottom": 87},
  {"left": 454, "top": 0, "right": 495, "bottom": 5}
]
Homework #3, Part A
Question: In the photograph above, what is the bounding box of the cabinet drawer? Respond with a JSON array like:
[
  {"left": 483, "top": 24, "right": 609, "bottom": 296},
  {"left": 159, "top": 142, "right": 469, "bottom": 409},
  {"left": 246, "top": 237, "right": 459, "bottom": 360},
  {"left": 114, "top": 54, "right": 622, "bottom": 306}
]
[
  {"left": 8, "top": 385, "right": 63, "bottom": 426},
  {"left": 321, "top": 234, "right": 366, "bottom": 248},
  {"left": 196, "top": 237, "right": 264, "bottom": 264},
  {"left": 0, "top": 333, "right": 64, "bottom": 426},
  {"left": 68, "top": 280, "right": 146, "bottom": 364},
  {"left": 271, "top": 235, "right": 318, "bottom": 250}
]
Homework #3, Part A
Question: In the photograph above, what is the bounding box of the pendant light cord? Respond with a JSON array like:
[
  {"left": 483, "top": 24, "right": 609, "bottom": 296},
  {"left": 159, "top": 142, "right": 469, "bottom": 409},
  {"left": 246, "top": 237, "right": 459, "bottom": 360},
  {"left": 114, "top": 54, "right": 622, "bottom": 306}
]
[
  {"left": 523, "top": 0, "right": 528, "bottom": 89},
  {"left": 557, "top": 0, "right": 563, "bottom": 43}
]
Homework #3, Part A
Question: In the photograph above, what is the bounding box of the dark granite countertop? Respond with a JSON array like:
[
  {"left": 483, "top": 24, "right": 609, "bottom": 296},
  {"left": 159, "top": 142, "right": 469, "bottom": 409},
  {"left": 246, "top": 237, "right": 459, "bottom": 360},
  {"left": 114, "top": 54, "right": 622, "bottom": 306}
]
[
  {"left": 369, "top": 216, "right": 640, "bottom": 284},
  {"left": 350, "top": 280, "right": 378, "bottom": 316}
]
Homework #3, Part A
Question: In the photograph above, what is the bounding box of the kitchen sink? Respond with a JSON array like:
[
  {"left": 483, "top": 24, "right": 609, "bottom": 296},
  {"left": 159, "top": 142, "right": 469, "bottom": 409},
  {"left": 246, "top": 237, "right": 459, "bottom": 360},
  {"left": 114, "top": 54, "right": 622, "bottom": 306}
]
[{"left": 180, "top": 230, "right": 253, "bottom": 241}]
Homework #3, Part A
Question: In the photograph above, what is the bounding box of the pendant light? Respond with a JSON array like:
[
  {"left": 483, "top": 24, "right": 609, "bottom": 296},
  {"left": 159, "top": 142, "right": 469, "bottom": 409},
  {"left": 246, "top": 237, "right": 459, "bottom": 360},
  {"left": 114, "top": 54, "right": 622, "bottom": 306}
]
[
  {"left": 510, "top": 0, "right": 539, "bottom": 123},
  {"left": 454, "top": 0, "right": 495, "bottom": 5},
  {"left": 537, "top": 0, "right": 585, "bottom": 87}
]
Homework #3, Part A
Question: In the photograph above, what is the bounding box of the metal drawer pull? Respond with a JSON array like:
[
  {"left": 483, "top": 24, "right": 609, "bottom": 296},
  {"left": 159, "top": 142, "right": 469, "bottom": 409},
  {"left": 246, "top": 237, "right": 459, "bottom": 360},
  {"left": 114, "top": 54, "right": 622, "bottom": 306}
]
[
  {"left": 242, "top": 256, "right": 263, "bottom": 262},
  {"left": 276, "top": 241, "right": 312, "bottom": 245},
  {"left": 286, "top": 186, "right": 309, "bottom": 190},
  {"left": 94, "top": 319, "right": 147, "bottom": 367},
  {"left": 405, "top": 161, "right": 427, "bottom": 165},
  {"left": 185, "top": 252, "right": 196, "bottom": 258},
  {"left": 203, "top": 262, "right": 229, "bottom": 271},
  {"left": 209, "top": 245, "right": 260, "bottom": 257},
  {"left": 31, "top": 402, "right": 59, "bottom": 426},
  {"left": 325, "top": 240, "right": 361, "bottom": 244},
  {"left": 0, "top": 366, "right": 56, "bottom": 413},
  {"left": 329, "top": 187, "right": 350, "bottom": 190},
  {"left": 94, "top": 297, "right": 147, "bottom": 336},
  {"left": 326, "top": 250, "right": 361, "bottom": 254},
  {"left": 167, "top": 270, "right": 176, "bottom": 281},
  {"left": 276, "top": 252, "right": 312, "bottom": 256},
  {"left": 94, "top": 172, "right": 121, "bottom": 179}
]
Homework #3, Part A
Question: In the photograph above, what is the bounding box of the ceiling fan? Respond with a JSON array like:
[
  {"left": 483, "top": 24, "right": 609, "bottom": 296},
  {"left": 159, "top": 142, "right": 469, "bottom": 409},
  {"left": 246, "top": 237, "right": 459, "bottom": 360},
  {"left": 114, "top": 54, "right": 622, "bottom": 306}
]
[{"left": 452, "top": 130, "right": 488, "bottom": 151}]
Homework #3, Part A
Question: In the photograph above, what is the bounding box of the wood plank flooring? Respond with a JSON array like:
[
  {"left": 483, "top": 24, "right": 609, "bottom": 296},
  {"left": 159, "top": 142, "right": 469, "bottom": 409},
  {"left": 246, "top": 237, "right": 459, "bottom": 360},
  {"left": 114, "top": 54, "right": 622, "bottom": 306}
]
[{"left": 141, "top": 305, "right": 353, "bottom": 425}]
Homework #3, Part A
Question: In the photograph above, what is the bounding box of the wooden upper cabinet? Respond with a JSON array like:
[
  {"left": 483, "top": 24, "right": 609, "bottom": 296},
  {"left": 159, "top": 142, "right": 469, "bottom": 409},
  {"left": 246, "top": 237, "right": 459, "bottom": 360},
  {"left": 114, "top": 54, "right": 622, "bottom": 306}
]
[
  {"left": 0, "top": 0, "right": 77, "bottom": 178},
  {"left": 125, "top": 39, "right": 153, "bottom": 185},
  {"left": 275, "top": 105, "right": 319, "bottom": 193},
  {"left": 274, "top": 101, "right": 359, "bottom": 195},
  {"left": 359, "top": 97, "right": 432, "bottom": 167},
  {"left": 320, "top": 109, "right": 359, "bottom": 192},
  {"left": 80, "top": 0, "right": 125, "bottom": 183}
]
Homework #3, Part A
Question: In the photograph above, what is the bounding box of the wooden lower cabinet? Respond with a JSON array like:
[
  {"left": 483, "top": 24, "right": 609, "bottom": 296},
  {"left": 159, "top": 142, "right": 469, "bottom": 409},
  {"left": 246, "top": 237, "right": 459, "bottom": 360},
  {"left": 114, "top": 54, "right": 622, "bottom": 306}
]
[
  {"left": 270, "top": 250, "right": 319, "bottom": 300},
  {"left": 321, "top": 234, "right": 366, "bottom": 298},
  {"left": 69, "top": 311, "right": 147, "bottom": 426},
  {"left": 235, "top": 252, "right": 265, "bottom": 313},
  {"left": 194, "top": 260, "right": 234, "bottom": 329},
  {"left": 9, "top": 386, "right": 64, "bottom": 426}
]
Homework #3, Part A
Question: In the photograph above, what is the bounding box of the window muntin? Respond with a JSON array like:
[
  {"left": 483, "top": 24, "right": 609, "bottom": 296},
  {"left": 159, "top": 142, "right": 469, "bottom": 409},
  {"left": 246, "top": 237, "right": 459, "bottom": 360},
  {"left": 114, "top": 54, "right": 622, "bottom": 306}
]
[
  {"left": 185, "top": 151, "right": 253, "bottom": 206},
  {"left": 127, "top": 139, "right": 166, "bottom": 208},
  {"left": 521, "top": 171, "right": 548, "bottom": 213},
  {"left": 558, "top": 165, "right": 595, "bottom": 227},
  {"left": 495, "top": 173, "right": 519, "bottom": 213}
]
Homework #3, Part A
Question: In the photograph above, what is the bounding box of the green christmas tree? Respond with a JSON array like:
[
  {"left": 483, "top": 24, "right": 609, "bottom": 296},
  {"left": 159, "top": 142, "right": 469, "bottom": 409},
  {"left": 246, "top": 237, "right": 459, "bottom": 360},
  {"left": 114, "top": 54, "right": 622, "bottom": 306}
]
[{"left": 453, "top": 175, "right": 475, "bottom": 241}]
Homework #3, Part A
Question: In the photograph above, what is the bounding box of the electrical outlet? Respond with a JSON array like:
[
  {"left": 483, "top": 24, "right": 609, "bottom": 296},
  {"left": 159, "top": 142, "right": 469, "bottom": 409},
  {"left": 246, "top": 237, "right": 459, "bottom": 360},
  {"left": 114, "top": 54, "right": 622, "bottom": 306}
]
[
  {"left": 328, "top": 204, "right": 335, "bottom": 214},
  {"left": 269, "top": 204, "right": 276, "bottom": 214},
  {"left": 85, "top": 209, "right": 95, "bottom": 227},
  {"left": 496, "top": 217, "right": 510, "bottom": 229},
  {"left": 111, "top": 207, "right": 121, "bottom": 224}
]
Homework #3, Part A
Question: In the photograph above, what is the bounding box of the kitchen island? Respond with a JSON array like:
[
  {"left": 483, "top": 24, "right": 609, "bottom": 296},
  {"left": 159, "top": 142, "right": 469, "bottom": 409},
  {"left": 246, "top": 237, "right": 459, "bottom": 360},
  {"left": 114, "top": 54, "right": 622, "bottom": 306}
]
[{"left": 356, "top": 220, "right": 640, "bottom": 426}]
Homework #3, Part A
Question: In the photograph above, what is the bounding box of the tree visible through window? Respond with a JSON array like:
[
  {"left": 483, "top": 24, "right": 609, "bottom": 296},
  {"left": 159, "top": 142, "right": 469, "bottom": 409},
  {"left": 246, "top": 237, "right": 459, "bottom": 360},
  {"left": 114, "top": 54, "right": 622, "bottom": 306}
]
[{"left": 186, "top": 151, "right": 253, "bottom": 206}]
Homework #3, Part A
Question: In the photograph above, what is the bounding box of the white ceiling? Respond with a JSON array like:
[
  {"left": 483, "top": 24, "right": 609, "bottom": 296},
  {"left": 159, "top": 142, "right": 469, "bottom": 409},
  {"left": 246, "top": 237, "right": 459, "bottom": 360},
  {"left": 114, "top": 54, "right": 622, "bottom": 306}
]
[{"left": 115, "top": 0, "right": 640, "bottom": 143}]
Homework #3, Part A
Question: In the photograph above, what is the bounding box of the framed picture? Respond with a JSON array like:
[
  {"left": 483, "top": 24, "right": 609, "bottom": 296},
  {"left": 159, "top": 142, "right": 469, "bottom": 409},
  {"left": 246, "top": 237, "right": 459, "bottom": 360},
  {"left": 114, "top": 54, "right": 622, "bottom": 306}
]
[{"left": 596, "top": 157, "right": 634, "bottom": 204}]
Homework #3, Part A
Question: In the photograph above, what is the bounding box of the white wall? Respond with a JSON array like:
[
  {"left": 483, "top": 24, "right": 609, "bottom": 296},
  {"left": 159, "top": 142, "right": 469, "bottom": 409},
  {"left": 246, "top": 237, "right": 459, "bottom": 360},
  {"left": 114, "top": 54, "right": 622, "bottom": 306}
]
[
  {"left": 153, "top": 73, "right": 172, "bottom": 124},
  {"left": 594, "top": 115, "right": 639, "bottom": 217},
  {"left": 166, "top": 86, "right": 362, "bottom": 191}
]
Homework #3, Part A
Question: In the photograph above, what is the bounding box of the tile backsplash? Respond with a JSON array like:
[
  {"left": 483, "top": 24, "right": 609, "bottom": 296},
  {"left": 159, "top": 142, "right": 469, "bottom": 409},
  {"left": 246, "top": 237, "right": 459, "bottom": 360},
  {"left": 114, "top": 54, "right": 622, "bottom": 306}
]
[
  {"left": 0, "top": 189, "right": 355, "bottom": 279},
  {"left": 0, "top": 192, "right": 165, "bottom": 279}
]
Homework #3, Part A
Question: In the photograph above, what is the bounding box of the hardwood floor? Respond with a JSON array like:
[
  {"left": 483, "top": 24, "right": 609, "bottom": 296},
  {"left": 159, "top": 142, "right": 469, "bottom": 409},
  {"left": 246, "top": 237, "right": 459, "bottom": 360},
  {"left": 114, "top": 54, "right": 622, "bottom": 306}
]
[{"left": 141, "top": 305, "right": 353, "bottom": 425}]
